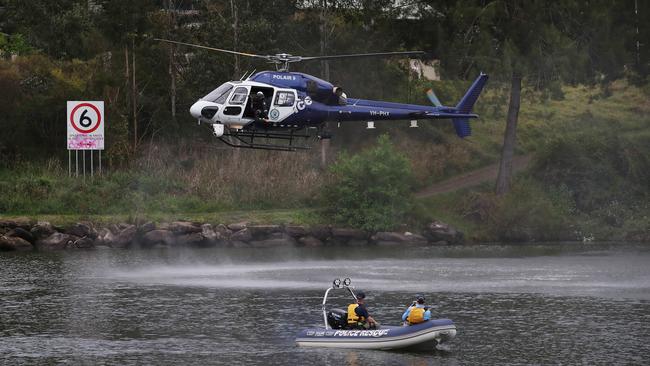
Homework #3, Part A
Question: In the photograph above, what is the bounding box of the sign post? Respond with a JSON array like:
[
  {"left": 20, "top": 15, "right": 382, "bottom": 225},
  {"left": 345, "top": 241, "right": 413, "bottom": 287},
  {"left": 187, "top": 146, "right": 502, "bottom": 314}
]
[{"left": 67, "top": 101, "right": 105, "bottom": 177}]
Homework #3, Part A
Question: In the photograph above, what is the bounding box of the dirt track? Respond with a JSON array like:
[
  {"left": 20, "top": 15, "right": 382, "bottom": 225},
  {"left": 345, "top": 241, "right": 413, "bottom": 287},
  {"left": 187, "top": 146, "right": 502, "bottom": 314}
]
[{"left": 415, "top": 155, "right": 532, "bottom": 198}]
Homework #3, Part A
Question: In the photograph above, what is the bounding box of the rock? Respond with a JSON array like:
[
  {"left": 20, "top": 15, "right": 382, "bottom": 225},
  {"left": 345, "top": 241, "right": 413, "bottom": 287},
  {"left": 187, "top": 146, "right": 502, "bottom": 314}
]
[
  {"left": 424, "top": 221, "right": 464, "bottom": 244},
  {"left": 7, "top": 227, "right": 35, "bottom": 244},
  {"left": 331, "top": 228, "right": 368, "bottom": 240},
  {"left": 37, "top": 232, "right": 76, "bottom": 250},
  {"left": 30, "top": 221, "right": 56, "bottom": 240},
  {"left": 372, "top": 232, "right": 407, "bottom": 242},
  {"left": 200, "top": 224, "right": 225, "bottom": 247},
  {"left": 112, "top": 225, "right": 137, "bottom": 248},
  {"left": 404, "top": 232, "right": 428, "bottom": 243},
  {"left": 230, "top": 228, "right": 252, "bottom": 242},
  {"left": 0, "top": 235, "right": 33, "bottom": 251},
  {"left": 175, "top": 232, "right": 205, "bottom": 247},
  {"left": 169, "top": 221, "right": 202, "bottom": 234},
  {"left": 70, "top": 237, "right": 95, "bottom": 249},
  {"left": 141, "top": 229, "right": 175, "bottom": 247},
  {"left": 285, "top": 225, "right": 308, "bottom": 237},
  {"left": 247, "top": 225, "right": 282, "bottom": 239},
  {"left": 201, "top": 224, "right": 218, "bottom": 240},
  {"left": 66, "top": 223, "right": 98, "bottom": 239},
  {"left": 227, "top": 221, "right": 248, "bottom": 231},
  {"left": 298, "top": 236, "right": 324, "bottom": 247},
  {"left": 372, "top": 232, "right": 428, "bottom": 246},
  {"left": 0, "top": 220, "right": 17, "bottom": 230},
  {"left": 309, "top": 225, "right": 332, "bottom": 241},
  {"left": 214, "top": 224, "right": 232, "bottom": 238},
  {"left": 0, "top": 217, "right": 32, "bottom": 230},
  {"left": 249, "top": 233, "right": 297, "bottom": 248},
  {"left": 138, "top": 222, "right": 156, "bottom": 234},
  {"left": 96, "top": 228, "right": 116, "bottom": 247}
]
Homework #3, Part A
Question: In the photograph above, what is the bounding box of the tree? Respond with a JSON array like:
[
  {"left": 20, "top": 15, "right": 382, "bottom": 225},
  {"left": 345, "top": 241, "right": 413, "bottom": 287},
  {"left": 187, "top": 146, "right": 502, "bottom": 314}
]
[{"left": 323, "top": 135, "right": 415, "bottom": 231}]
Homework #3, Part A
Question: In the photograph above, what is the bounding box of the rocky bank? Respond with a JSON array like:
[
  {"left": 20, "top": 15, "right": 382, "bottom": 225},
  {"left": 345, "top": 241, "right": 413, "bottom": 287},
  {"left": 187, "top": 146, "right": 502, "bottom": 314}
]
[{"left": 0, "top": 219, "right": 464, "bottom": 252}]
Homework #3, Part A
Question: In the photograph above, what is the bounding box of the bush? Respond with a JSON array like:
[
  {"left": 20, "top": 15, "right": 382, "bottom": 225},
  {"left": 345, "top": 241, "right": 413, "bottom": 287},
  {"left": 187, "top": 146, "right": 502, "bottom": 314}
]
[{"left": 322, "top": 135, "right": 415, "bottom": 231}]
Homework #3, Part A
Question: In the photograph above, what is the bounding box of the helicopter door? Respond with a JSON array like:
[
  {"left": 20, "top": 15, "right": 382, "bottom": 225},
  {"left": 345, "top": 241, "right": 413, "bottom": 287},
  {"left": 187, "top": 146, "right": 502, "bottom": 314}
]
[
  {"left": 268, "top": 89, "right": 297, "bottom": 123},
  {"left": 222, "top": 86, "right": 249, "bottom": 125}
]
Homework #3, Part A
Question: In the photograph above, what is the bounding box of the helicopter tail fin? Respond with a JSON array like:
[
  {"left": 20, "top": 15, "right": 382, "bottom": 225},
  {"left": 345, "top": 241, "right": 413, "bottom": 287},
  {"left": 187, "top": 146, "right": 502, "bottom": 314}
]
[
  {"left": 451, "top": 72, "right": 488, "bottom": 138},
  {"left": 456, "top": 72, "right": 488, "bottom": 114}
]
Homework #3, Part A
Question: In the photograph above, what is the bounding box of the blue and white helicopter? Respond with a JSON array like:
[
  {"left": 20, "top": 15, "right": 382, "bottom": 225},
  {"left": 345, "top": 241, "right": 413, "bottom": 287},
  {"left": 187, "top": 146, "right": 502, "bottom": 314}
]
[{"left": 158, "top": 39, "right": 488, "bottom": 151}]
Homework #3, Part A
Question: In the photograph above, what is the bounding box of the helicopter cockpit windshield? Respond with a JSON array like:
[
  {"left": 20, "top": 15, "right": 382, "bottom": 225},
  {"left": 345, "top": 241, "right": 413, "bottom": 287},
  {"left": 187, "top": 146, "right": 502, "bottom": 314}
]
[{"left": 202, "top": 83, "right": 233, "bottom": 104}]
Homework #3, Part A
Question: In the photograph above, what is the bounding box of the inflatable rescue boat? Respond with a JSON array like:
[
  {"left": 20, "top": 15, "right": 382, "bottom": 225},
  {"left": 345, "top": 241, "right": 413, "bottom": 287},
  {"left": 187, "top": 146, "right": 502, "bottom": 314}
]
[{"left": 295, "top": 278, "right": 457, "bottom": 350}]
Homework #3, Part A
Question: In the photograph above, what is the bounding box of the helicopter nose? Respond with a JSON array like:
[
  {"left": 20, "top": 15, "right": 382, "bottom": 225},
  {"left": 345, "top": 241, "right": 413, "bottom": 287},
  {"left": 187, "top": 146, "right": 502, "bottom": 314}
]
[
  {"left": 189, "top": 101, "right": 205, "bottom": 119},
  {"left": 190, "top": 100, "right": 219, "bottom": 120}
]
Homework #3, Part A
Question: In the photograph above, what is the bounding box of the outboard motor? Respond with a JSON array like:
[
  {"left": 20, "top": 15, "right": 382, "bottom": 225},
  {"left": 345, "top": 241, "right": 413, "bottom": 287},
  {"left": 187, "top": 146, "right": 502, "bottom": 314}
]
[{"left": 326, "top": 308, "right": 348, "bottom": 329}]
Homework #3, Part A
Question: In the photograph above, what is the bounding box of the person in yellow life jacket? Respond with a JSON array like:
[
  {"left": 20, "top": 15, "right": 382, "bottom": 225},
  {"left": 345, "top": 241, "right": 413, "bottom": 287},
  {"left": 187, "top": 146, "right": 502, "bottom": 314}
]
[
  {"left": 347, "top": 292, "right": 377, "bottom": 329},
  {"left": 402, "top": 294, "right": 431, "bottom": 325}
]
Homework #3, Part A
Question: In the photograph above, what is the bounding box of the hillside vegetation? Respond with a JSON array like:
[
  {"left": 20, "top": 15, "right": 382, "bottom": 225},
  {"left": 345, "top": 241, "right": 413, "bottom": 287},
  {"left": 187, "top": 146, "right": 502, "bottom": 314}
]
[
  {"left": 1, "top": 1, "right": 648, "bottom": 241},
  {"left": 1, "top": 80, "right": 648, "bottom": 242}
]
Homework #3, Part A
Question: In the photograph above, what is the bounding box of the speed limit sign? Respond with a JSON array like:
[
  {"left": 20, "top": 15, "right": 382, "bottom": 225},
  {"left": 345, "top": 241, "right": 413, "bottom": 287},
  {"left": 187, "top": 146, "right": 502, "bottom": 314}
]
[{"left": 67, "top": 101, "right": 104, "bottom": 150}]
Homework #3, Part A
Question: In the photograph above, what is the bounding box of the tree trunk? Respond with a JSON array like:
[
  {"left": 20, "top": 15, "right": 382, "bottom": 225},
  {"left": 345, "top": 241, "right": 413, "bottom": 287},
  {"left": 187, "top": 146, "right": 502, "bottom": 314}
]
[
  {"left": 495, "top": 74, "right": 521, "bottom": 195},
  {"left": 319, "top": 0, "right": 330, "bottom": 168},
  {"left": 132, "top": 39, "right": 137, "bottom": 152},
  {"left": 169, "top": 45, "right": 176, "bottom": 119},
  {"left": 230, "top": 0, "right": 240, "bottom": 78},
  {"left": 168, "top": 1, "right": 176, "bottom": 119}
]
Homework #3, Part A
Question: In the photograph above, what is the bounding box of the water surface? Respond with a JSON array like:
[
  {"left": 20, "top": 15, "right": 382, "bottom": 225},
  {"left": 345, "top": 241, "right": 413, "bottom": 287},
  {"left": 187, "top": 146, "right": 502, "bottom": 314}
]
[{"left": 1, "top": 244, "right": 649, "bottom": 365}]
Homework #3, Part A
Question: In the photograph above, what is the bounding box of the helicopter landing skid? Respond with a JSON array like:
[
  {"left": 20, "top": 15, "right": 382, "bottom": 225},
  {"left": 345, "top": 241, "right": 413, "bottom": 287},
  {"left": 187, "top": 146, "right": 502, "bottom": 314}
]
[{"left": 218, "top": 129, "right": 314, "bottom": 152}]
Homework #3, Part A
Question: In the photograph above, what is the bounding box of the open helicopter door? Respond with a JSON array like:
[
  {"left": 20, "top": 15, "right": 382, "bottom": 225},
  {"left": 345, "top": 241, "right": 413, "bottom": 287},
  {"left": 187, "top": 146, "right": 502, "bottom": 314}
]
[{"left": 222, "top": 85, "right": 251, "bottom": 128}]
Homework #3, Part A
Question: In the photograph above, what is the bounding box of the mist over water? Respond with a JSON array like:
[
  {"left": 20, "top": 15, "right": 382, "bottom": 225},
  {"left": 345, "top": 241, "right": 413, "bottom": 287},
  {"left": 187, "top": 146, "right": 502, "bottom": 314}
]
[
  {"left": 100, "top": 245, "right": 650, "bottom": 299},
  {"left": 1, "top": 244, "right": 649, "bottom": 365}
]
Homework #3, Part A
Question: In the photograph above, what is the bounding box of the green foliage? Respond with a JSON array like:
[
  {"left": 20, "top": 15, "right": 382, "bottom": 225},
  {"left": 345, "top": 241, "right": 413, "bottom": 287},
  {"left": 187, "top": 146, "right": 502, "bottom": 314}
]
[
  {"left": 0, "top": 33, "right": 33, "bottom": 56},
  {"left": 483, "top": 178, "right": 578, "bottom": 242},
  {"left": 533, "top": 132, "right": 650, "bottom": 213},
  {"left": 322, "top": 135, "right": 415, "bottom": 231}
]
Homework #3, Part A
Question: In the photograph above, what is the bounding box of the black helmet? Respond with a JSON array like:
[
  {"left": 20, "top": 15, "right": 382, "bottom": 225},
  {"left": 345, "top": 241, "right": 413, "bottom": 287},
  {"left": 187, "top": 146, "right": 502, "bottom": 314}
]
[
  {"left": 416, "top": 294, "right": 425, "bottom": 303},
  {"left": 356, "top": 291, "right": 366, "bottom": 299}
]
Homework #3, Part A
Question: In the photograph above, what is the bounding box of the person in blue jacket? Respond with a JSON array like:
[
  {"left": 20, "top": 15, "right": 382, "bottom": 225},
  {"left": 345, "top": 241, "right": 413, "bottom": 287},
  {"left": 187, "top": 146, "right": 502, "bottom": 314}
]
[{"left": 402, "top": 294, "right": 431, "bottom": 325}]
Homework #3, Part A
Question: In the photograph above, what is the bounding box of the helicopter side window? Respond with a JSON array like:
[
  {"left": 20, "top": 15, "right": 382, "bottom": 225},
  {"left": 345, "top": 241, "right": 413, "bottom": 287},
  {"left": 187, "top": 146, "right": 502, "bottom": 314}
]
[
  {"left": 274, "top": 91, "right": 295, "bottom": 107},
  {"left": 229, "top": 87, "right": 249, "bottom": 105},
  {"left": 203, "top": 83, "right": 233, "bottom": 104}
]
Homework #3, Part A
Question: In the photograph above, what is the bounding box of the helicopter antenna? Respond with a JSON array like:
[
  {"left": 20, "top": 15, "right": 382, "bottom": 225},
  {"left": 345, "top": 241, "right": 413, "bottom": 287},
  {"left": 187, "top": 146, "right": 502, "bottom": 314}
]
[
  {"left": 155, "top": 38, "right": 425, "bottom": 72},
  {"left": 239, "top": 71, "right": 248, "bottom": 81}
]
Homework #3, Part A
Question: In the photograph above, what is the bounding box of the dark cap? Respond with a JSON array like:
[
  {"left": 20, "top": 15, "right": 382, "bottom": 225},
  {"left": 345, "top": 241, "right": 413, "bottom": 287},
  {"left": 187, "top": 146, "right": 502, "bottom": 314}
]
[
  {"left": 416, "top": 294, "right": 425, "bottom": 303},
  {"left": 356, "top": 292, "right": 366, "bottom": 299}
]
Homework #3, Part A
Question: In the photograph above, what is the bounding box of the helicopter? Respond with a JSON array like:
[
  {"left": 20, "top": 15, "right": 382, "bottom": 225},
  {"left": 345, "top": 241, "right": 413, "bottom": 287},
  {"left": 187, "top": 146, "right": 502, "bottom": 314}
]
[{"left": 157, "top": 39, "right": 488, "bottom": 151}]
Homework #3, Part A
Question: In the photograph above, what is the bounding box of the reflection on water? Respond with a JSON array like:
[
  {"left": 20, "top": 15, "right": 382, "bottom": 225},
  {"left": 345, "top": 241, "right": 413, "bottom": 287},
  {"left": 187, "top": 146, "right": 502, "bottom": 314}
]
[{"left": 0, "top": 244, "right": 649, "bottom": 365}]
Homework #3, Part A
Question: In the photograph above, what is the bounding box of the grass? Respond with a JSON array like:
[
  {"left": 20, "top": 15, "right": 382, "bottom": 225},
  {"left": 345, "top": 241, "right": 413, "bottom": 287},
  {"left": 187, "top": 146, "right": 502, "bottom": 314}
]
[{"left": 0, "top": 208, "right": 321, "bottom": 227}]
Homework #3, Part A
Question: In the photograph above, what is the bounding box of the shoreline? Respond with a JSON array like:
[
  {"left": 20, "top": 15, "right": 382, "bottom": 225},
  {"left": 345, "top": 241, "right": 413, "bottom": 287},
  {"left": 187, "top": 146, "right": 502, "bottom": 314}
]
[
  {"left": 1, "top": 217, "right": 647, "bottom": 252},
  {"left": 0, "top": 217, "right": 465, "bottom": 251}
]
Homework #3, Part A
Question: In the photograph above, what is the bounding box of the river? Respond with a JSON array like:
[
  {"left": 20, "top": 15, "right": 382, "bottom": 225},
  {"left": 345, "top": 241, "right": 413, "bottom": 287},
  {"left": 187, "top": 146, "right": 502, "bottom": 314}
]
[{"left": 1, "top": 244, "right": 649, "bottom": 365}]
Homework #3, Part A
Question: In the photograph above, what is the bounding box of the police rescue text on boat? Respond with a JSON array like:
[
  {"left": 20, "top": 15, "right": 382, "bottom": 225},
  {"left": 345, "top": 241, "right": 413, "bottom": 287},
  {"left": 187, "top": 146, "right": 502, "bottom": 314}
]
[{"left": 295, "top": 278, "right": 457, "bottom": 350}]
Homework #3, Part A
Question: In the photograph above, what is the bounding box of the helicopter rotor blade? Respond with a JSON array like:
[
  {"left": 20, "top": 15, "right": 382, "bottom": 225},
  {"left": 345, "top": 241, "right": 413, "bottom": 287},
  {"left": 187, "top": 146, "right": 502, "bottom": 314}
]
[
  {"left": 300, "top": 50, "right": 426, "bottom": 61},
  {"left": 154, "top": 38, "right": 271, "bottom": 61}
]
